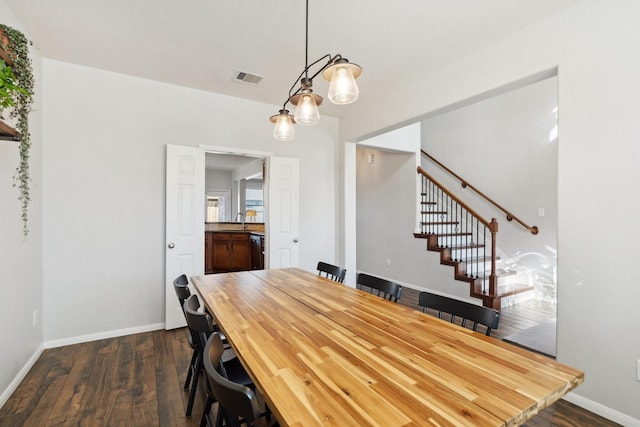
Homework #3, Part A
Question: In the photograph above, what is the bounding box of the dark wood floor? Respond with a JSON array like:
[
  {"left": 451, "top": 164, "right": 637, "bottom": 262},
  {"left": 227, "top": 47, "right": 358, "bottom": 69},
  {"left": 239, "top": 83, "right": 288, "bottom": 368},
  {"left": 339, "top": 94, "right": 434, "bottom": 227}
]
[
  {"left": 493, "top": 298, "right": 557, "bottom": 341},
  {"left": 0, "top": 303, "right": 620, "bottom": 427}
]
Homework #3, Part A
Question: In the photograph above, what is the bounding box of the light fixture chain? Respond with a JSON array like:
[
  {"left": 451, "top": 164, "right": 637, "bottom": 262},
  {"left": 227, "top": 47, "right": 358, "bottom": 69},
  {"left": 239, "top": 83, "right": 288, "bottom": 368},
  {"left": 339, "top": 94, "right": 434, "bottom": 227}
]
[{"left": 305, "top": 0, "right": 309, "bottom": 77}]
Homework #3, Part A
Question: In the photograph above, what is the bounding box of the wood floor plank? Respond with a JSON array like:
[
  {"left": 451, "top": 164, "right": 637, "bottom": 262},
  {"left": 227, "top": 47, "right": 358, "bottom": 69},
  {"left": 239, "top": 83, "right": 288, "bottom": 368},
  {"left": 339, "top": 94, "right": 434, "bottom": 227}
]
[
  {"left": 43, "top": 340, "right": 103, "bottom": 426},
  {"left": 132, "top": 400, "right": 160, "bottom": 427},
  {"left": 170, "top": 328, "right": 193, "bottom": 392},
  {"left": 133, "top": 331, "right": 158, "bottom": 405},
  {"left": 156, "top": 364, "right": 189, "bottom": 427},
  {"left": 153, "top": 328, "right": 199, "bottom": 426},
  {"left": 102, "top": 335, "right": 136, "bottom": 426},
  {"left": 153, "top": 328, "right": 176, "bottom": 368},
  {"left": 53, "top": 338, "right": 113, "bottom": 426}
]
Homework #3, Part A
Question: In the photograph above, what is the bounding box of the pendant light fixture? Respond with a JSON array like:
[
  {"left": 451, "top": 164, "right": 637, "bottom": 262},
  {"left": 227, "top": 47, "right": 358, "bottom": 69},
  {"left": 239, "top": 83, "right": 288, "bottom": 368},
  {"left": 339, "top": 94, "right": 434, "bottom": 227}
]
[{"left": 270, "top": 0, "right": 362, "bottom": 140}]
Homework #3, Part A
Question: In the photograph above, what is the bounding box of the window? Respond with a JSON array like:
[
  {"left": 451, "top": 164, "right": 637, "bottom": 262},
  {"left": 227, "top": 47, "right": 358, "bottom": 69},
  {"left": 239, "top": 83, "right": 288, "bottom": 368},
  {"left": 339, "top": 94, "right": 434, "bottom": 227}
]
[
  {"left": 245, "top": 180, "right": 264, "bottom": 222},
  {"left": 205, "top": 190, "right": 230, "bottom": 222}
]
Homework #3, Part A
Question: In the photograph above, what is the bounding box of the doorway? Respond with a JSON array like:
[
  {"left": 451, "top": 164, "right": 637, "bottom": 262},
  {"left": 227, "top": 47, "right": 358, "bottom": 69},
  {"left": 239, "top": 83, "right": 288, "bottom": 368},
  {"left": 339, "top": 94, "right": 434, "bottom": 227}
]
[
  {"left": 201, "top": 146, "right": 301, "bottom": 271},
  {"left": 165, "top": 145, "right": 301, "bottom": 329}
]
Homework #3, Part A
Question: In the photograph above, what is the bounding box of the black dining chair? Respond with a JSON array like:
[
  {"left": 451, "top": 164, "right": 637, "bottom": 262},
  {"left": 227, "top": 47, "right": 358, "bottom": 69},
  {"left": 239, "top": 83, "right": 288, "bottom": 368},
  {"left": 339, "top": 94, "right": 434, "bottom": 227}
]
[
  {"left": 418, "top": 291, "right": 499, "bottom": 336},
  {"left": 316, "top": 261, "right": 346, "bottom": 283},
  {"left": 356, "top": 273, "right": 402, "bottom": 302},
  {"left": 203, "top": 333, "right": 276, "bottom": 427},
  {"left": 172, "top": 274, "right": 198, "bottom": 392},
  {"left": 183, "top": 295, "right": 250, "bottom": 423},
  {"left": 182, "top": 294, "right": 212, "bottom": 417}
]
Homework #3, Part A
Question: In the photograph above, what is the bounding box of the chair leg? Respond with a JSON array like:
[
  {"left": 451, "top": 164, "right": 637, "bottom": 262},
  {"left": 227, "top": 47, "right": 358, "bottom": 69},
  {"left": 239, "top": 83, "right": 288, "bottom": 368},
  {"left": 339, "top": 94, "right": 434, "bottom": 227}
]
[
  {"left": 186, "top": 355, "right": 201, "bottom": 416},
  {"left": 214, "top": 405, "right": 224, "bottom": 427},
  {"left": 184, "top": 349, "right": 197, "bottom": 390},
  {"left": 200, "top": 396, "right": 214, "bottom": 427}
]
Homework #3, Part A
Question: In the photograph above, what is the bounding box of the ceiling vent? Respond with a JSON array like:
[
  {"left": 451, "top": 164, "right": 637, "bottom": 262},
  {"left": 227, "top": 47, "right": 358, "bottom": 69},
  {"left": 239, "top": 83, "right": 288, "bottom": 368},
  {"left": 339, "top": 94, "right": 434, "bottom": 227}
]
[{"left": 234, "top": 71, "right": 263, "bottom": 86}]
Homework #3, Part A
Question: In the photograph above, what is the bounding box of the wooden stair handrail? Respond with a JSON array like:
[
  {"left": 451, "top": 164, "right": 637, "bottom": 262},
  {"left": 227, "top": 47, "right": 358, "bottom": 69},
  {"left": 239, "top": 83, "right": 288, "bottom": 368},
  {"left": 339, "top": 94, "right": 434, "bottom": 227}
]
[
  {"left": 421, "top": 150, "right": 539, "bottom": 235},
  {"left": 417, "top": 166, "right": 497, "bottom": 232}
]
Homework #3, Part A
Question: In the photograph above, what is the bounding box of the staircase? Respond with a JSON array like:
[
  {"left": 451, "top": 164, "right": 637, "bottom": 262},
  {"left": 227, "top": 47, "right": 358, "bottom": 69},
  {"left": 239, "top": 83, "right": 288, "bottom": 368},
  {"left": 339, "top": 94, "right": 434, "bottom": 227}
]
[{"left": 415, "top": 157, "right": 536, "bottom": 310}]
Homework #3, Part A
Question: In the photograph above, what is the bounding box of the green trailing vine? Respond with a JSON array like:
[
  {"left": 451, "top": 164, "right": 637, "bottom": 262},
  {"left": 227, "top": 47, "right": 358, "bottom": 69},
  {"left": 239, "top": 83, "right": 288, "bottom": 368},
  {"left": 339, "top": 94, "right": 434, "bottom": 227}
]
[
  {"left": 0, "top": 60, "right": 27, "bottom": 108},
  {"left": 0, "top": 24, "right": 34, "bottom": 236}
]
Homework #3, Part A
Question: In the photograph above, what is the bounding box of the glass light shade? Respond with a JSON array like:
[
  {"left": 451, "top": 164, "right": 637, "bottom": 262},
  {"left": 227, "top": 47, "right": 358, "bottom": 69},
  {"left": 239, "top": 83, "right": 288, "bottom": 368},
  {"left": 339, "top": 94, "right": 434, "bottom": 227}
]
[
  {"left": 294, "top": 93, "right": 320, "bottom": 125},
  {"left": 272, "top": 112, "right": 295, "bottom": 141},
  {"left": 328, "top": 65, "right": 359, "bottom": 105}
]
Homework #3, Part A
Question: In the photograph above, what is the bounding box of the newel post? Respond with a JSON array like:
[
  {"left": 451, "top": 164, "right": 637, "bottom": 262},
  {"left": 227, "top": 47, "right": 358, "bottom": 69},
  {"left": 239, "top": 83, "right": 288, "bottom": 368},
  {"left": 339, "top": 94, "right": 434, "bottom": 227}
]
[{"left": 488, "top": 218, "right": 499, "bottom": 297}]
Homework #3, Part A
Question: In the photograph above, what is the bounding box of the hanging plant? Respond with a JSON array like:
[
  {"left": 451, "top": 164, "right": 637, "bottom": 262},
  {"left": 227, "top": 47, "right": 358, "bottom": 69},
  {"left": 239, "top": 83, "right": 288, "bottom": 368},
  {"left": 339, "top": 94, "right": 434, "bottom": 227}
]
[
  {"left": 0, "top": 24, "right": 34, "bottom": 236},
  {"left": 0, "top": 60, "right": 27, "bottom": 108}
]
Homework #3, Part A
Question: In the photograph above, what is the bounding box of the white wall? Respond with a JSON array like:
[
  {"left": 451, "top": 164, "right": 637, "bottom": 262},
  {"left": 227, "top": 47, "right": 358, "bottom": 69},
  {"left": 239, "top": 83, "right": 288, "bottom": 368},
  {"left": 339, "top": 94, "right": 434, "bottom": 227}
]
[
  {"left": 354, "top": 123, "right": 455, "bottom": 294},
  {"left": 41, "top": 59, "right": 339, "bottom": 343},
  {"left": 0, "top": 3, "right": 44, "bottom": 406},
  {"left": 358, "top": 123, "right": 421, "bottom": 154},
  {"left": 205, "top": 168, "right": 232, "bottom": 191},
  {"left": 341, "top": 0, "right": 640, "bottom": 422},
  {"left": 356, "top": 148, "right": 463, "bottom": 295}
]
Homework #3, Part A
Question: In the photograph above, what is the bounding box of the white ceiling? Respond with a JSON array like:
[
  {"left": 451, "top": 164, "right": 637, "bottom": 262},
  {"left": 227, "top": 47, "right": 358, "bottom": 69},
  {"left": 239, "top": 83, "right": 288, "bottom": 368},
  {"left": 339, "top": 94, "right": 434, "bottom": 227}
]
[{"left": 7, "top": 0, "right": 579, "bottom": 118}]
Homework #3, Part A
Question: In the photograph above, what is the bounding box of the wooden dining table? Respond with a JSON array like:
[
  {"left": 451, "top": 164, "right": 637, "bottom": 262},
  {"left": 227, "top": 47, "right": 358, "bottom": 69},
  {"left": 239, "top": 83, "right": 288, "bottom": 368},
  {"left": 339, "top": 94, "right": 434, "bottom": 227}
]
[{"left": 191, "top": 268, "right": 583, "bottom": 427}]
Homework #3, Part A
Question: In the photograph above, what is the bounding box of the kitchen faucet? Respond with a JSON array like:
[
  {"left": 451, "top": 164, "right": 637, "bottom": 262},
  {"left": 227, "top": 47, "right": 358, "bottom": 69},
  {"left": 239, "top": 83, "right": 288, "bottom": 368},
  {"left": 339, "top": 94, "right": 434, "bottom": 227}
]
[{"left": 235, "top": 212, "right": 246, "bottom": 229}]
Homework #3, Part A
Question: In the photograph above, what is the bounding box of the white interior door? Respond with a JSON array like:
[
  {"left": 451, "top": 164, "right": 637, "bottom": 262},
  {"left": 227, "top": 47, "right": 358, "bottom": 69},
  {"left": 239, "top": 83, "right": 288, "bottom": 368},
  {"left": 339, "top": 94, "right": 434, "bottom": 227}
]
[
  {"left": 266, "top": 156, "right": 300, "bottom": 268},
  {"left": 165, "top": 144, "right": 205, "bottom": 330}
]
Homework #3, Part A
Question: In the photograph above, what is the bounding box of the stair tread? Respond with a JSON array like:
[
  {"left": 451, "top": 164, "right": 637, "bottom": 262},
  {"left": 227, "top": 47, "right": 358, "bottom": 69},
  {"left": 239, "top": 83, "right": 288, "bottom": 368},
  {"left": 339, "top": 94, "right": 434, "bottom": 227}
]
[
  {"left": 414, "top": 233, "right": 474, "bottom": 240},
  {"left": 421, "top": 211, "right": 448, "bottom": 214},
  {"left": 451, "top": 255, "right": 500, "bottom": 262},
  {"left": 444, "top": 243, "right": 485, "bottom": 249},
  {"left": 474, "top": 269, "right": 517, "bottom": 279},
  {"left": 421, "top": 221, "right": 460, "bottom": 225}
]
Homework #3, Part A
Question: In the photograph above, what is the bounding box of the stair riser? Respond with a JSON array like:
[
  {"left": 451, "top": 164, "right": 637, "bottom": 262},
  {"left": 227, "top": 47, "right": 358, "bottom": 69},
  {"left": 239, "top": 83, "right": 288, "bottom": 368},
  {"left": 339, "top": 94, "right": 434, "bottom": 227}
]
[
  {"left": 421, "top": 222, "right": 484, "bottom": 234},
  {"left": 421, "top": 225, "right": 463, "bottom": 235},
  {"left": 434, "top": 236, "right": 477, "bottom": 246},
  {"left": 448, "top": 247, "right": 486, "bottom": 259},
  {"left": 427, "top": 243, "right": 486, "bottom": 259},
  {"left": 420, "top": 212, "right": 449, "bottom": 218}
]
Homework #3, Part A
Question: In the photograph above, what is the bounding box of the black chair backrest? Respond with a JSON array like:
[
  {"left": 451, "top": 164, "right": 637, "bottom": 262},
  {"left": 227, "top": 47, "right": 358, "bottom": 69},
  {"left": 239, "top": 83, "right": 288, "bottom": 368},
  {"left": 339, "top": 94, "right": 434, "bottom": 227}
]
[
  {"left": 356, "top": 273, "right": 402, "bottom": 302},
  {"left": 418, "top": 292, "right": 499, "bottom": 336},
  {"left": 183, "top": 294, "right": 214, "bottom": 353},
  {"left": 173, "top": 274, "right": 191, "bottom": 311},
  {"left": 203, "top": 333, "right": 261, "bottom": 427},
  {"left": 317, "top": 261, "right": 346, "bottom": 283}
]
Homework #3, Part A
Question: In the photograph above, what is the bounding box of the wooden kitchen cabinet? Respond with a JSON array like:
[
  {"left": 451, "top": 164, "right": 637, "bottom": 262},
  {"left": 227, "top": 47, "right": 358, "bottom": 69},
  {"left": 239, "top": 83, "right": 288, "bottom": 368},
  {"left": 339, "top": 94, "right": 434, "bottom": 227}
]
[
  {"left": 205, "top": 232, "right": 215, "bottom": 273},
  {"left": 208, "top": 232, "right": 252, "bottom": 272}
]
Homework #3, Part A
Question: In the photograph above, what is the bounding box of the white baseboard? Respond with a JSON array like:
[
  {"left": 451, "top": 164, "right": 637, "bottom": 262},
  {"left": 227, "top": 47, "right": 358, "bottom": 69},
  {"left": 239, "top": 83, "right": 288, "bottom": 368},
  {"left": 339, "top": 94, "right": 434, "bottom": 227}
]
[
  {"left": 44, "top": 322, "right": 165, "bottom": 349},
  {"left": 564, "top": 392, "right": 640, "bottom": 427},
  {"left": 0, "top": 343, "right": 45, "bottom": 409}
]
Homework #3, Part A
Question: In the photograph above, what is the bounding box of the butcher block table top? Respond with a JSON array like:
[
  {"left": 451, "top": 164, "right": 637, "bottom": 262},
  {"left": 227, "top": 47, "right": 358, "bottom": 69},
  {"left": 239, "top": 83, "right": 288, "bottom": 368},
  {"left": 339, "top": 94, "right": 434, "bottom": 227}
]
[{"left": 191, "top": 268, "right": 583, "bottom": 427}]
